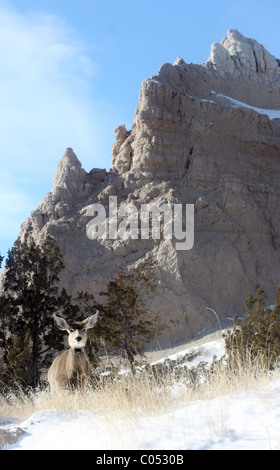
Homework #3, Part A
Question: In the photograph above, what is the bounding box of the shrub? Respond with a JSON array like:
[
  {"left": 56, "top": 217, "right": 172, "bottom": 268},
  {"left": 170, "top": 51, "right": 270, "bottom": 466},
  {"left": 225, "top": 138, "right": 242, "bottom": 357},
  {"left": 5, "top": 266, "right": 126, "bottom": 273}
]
[{"left": 224, "top": 286, "right": 280, "bottom": 369}]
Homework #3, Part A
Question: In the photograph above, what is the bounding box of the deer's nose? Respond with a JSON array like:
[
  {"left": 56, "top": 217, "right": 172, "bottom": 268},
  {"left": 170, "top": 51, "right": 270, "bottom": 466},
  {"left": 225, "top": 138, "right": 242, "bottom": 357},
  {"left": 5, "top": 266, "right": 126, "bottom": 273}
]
[{"left": 76, "top": 336, "right": 82, "bottom": 342}]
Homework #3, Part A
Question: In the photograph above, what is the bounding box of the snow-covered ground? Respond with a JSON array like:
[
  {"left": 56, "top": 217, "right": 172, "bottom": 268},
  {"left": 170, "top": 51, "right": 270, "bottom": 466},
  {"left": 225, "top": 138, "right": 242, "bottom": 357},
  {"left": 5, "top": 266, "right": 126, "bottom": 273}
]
[
  {"left": 3, "top": 383, "right": 280, "bottom": 450},
  {"left": 2, "top": 337, "right": 280, "bottom": 450}
]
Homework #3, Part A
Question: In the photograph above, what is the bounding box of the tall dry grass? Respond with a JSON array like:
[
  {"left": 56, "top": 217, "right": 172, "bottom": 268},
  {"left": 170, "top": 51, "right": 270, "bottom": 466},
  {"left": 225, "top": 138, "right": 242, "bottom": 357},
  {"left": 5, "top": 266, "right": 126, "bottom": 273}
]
[{"left": 1, "top": 345, "right": 280, "bottom": 421}]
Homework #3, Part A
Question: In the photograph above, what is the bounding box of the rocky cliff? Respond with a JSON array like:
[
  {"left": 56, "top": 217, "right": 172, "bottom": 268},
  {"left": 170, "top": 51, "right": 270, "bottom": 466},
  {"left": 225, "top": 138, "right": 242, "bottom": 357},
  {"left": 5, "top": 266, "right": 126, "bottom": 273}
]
[{"left": 17, "top": 29, "right": 280, "bottom": 346}]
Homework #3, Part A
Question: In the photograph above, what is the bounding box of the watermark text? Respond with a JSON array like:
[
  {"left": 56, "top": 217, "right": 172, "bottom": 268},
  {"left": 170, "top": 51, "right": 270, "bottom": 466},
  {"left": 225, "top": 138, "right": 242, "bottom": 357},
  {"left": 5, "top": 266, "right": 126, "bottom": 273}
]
[{"left": 85, "top": 196, "right": 194, "bottom": 251}]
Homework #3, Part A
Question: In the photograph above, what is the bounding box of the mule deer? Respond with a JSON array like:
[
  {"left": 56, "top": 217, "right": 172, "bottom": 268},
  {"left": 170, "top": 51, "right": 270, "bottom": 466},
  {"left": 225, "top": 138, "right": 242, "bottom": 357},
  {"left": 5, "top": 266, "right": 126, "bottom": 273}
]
[{"left": 48, "top": 312, "right": 98, "bottom": 391}]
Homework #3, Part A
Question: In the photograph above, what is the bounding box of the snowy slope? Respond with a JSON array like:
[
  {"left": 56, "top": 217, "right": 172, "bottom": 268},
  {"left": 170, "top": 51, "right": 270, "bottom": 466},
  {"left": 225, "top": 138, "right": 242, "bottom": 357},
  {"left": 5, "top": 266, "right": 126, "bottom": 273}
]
[
  {"left": 2, "top": 338, "right": 280, "bottom": 450},
  {"left": 3, "top": 381, "right": 280, "bottom": 450},
  {"left": 153, "top": 339, "right": 225, "bottom": 368}
]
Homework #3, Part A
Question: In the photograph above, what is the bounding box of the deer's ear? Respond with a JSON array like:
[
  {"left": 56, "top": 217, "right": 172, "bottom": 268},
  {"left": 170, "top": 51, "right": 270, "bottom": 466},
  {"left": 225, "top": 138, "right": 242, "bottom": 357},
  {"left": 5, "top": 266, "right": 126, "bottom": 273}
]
[
  {"left": 53, "top": 314, "right": 70, "bottom": 331},
  {"left": 83, "top": 311, "right": 99, "bottom": 330}
]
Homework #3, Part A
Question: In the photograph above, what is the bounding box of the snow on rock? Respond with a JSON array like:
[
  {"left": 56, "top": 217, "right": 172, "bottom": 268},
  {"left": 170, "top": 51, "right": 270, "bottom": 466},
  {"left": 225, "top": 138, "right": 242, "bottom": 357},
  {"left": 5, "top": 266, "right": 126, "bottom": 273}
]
[{"left": 213, "top": 92, "right": 280, "bottom": 120}]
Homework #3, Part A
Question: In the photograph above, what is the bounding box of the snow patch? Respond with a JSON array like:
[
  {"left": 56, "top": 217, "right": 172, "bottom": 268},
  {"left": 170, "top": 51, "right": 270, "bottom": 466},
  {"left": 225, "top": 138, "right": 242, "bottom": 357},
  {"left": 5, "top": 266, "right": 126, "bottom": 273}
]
[
  {"left": 2, "top": 338, "right": 280, "bottom": 450},
  {"left": 154, "top": 339, "right": 225, "bottom": 368},
  {"left": 212, "top": 91, "right": 280, "bottom": 120}
]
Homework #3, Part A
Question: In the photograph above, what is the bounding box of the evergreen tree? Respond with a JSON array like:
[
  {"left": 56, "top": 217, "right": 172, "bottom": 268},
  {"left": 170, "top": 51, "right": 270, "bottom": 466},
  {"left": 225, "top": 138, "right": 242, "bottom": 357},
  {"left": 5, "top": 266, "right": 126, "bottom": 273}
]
[
  {"left": 80, "top": 257, "right": 166, "bottom": 373},
  {"left": 0, "top": 227, "right": 70, "bottom": 388},
  {"left": 265, "top": 286, "right": 280, "bottom": 363},
  {"left": 225, "top": 286, "right": 280, "bottom": 369},
  {"left": 2, "top": 329, "right": 34, "bottom": 388}
]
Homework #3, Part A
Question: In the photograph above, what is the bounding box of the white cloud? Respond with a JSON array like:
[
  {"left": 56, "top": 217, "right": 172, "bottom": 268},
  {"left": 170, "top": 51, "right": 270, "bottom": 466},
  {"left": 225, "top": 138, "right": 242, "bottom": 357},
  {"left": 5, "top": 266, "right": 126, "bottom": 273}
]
[
  {"left": 0, "top": 3, "right": 113, "bottom": 173},
  {"left": 0, "top": 3, "right": 116, "bottom": 254},
  {"left": 0, "top": 6, "right": 97, "bottom": 84}
]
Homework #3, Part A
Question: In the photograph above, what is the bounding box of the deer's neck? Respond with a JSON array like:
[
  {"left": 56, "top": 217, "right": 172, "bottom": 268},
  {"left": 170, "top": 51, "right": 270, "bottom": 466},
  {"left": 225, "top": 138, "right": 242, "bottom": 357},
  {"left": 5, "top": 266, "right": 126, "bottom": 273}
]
[{"left": 68, "top": 347, "right": 88, "bottom": 367}]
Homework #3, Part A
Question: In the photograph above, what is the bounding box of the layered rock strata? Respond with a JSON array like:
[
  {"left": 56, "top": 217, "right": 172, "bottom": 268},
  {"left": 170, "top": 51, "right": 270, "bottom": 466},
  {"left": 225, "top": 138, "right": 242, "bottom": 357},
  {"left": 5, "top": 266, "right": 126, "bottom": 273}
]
[{"left": 16, "top": 30, "right": 280, "bottom": 345}]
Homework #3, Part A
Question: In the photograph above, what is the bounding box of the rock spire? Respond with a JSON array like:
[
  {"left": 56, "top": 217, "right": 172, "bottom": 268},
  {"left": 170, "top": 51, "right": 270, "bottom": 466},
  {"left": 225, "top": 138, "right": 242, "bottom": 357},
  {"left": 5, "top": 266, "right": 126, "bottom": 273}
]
[{"left": 10, "top": 30, "right": 280, "bottom": 346}]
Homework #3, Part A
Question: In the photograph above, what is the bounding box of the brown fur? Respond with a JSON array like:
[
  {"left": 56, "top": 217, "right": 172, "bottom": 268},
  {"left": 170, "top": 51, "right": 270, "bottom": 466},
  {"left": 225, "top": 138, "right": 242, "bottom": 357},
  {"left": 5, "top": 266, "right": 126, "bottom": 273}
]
[
  {"left": 48, "top": 313, "right": 98, "bottom": 391},
  {"left": 48, "top": 349, "right": 91, "bottom": 390}
]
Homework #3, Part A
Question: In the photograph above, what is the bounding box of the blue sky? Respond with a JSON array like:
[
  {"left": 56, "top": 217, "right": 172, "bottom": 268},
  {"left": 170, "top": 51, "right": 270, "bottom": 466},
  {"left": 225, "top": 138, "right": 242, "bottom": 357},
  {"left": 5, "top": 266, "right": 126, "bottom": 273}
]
[{"left": 1, "top": 0, "right": 280, "bottom": 262}]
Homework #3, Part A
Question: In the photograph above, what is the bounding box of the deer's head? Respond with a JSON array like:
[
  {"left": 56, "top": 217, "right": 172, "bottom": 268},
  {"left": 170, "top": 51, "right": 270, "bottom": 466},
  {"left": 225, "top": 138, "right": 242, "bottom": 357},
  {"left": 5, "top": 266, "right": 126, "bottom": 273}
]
[{"left": 53, "top": 313, "right": 99, "bottom": 349}]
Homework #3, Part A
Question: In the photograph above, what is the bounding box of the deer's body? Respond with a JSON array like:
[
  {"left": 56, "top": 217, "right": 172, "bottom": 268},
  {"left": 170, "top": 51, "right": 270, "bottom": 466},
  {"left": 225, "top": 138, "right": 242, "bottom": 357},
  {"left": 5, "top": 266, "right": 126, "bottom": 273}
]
[
  {"left": 48, "top": 313, "right": 98, "bottom": 392},
  {"left": 48, "top": 348, "right": 91, "bottom": 390}
]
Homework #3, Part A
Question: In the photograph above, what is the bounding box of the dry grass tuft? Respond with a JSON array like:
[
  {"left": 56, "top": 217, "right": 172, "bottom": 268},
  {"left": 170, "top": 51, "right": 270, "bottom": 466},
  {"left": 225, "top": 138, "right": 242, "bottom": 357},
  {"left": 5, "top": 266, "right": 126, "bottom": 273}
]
[{"left": 1, "top": 345, "right": 280, "bottom": 421}]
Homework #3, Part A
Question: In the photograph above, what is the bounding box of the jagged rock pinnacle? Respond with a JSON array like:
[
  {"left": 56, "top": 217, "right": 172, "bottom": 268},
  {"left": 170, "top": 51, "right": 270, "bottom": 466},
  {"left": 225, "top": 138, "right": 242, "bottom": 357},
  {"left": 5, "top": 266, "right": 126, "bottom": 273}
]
[
  {"left": 207, "top": 28, "right": 279, "bottom": 79},
  {"left": 12, "top": 30, "right": 280, "bottom": 346},
  {"left": 53, "top": 148, "right": 83, "bottom": 189}
]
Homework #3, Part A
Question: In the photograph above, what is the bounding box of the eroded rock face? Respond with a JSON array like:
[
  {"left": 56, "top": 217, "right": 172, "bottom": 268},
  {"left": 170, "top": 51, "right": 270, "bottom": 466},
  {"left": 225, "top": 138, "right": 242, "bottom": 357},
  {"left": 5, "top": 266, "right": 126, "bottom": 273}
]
[
  {"left": 208, "top": 29, "right": 279, "bottom": 78},
  {"left": 15, "top": 30, "right": 280, "bottom": 346}
]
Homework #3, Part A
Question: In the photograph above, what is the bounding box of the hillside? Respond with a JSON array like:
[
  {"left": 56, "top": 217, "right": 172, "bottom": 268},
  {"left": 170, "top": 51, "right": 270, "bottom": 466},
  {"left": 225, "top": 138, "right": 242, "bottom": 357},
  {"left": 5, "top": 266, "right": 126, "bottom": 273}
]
[
  {"left": 8, "top": 28, "right": 280, "bottom": 346},
  {"left": 2, "top": 331, "right": 280, "bottom": 450}
]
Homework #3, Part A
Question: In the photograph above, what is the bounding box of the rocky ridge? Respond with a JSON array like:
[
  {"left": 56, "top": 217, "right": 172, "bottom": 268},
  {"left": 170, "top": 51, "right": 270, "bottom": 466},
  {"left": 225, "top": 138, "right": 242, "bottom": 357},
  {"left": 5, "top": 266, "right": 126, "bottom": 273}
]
[{"left": 16, "top": 29, "right": 280, "bottom": 346}]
